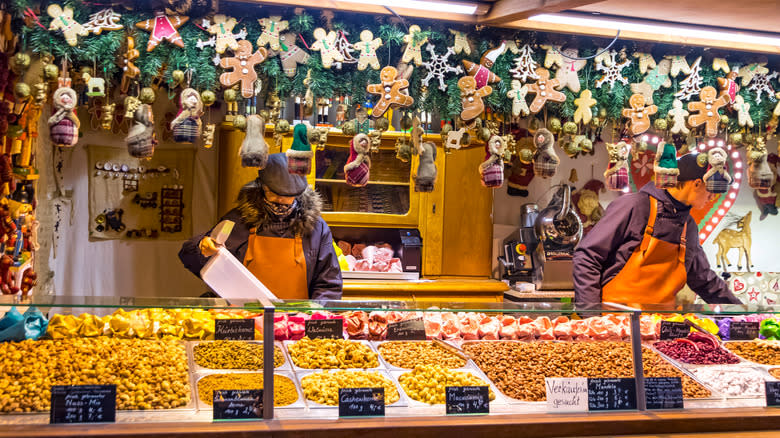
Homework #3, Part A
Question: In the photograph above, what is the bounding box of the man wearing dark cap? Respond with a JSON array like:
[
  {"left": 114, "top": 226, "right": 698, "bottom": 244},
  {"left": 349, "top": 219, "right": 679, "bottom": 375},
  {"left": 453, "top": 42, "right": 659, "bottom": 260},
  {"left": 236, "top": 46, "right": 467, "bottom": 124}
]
[
  {"left": 179, "top": 153, "right": 342, "bottom": 300},
  {"left": 574, "top": 153, "right": 740, "bottom": 306}
]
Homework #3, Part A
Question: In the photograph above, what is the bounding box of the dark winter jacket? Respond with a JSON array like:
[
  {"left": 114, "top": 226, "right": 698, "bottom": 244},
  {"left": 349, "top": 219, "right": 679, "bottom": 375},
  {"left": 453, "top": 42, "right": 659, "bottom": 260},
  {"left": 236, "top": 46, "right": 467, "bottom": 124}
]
[
  {"left": 573, "top": 183, "right": 740, "bottom": 305},
  {"left": 179, "top": 181, "right": 343, "bottom": 300}
]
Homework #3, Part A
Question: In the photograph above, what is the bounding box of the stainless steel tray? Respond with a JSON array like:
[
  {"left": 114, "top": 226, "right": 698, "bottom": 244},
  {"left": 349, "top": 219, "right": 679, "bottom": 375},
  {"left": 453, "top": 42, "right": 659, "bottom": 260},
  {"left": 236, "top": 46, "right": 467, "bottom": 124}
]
[
  {"left": 283, "top": 339, "right": 385, "bottom": 371},
  {"left": 294, "top": 369, "right": 408, "bottom": 408},
  {"left": 188, "top": 340, "right": 290, "bottom": 372},
  {"left": 193, "top": 370, "right": 305, "bottom": 410}
]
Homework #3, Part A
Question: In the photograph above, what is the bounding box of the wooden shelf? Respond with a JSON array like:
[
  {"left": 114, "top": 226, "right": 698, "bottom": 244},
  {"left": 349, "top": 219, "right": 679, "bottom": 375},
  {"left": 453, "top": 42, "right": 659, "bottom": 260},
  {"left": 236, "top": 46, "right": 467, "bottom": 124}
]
[{"left": 315, "top": 178, "right": 410, "bottom": 187}]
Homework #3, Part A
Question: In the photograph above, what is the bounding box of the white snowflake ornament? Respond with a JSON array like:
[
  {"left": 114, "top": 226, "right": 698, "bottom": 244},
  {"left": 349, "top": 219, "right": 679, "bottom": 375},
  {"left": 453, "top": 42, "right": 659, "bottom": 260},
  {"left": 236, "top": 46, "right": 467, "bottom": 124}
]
[
  {"left": 747, "top": 71, "right": 778, "bottom": 103},
  {"left": 508, "top": 44, "right": 540, "bottom": 83},
  {"left": 595, "top": 50, "right": 630, "bottom": 89},
  {"left": 420, "top": 44, "right": 463, "bottom": 91}
]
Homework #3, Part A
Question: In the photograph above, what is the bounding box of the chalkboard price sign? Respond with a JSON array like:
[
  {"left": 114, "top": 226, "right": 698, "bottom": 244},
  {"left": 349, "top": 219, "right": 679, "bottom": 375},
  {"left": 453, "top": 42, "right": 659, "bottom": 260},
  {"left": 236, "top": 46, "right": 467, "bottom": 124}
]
[
  {"left": 214, "top": 319, "right": 256, "bottom": 340},
  {"left": 587, "top": 378, "right": 637, "bottom": 411},
  {"left": 213, "top": 389, "right": 263, "bottom": 420},
  {"left": 729, "top": 321, "right": 760, "bottom": 341},
  {"left": 766, "top": 382, "right": 780, "bottom": 407},
  {"left": 338, "top": 388, "right": 385, "bottom": 417},
  {"left": 305, "top": 319, "right": 344, "bottom": 339},
  {"left": 644, "top": 377, "right": 684, "bottom": 410},
  {"left": 50, "top": 385, "right": 116, "bottom": 424},
  {"left": 659, "top": 321, "right": 690, "bottom": 340},
  {"left": 446, "top": 386, "right": 490, "bottom": 415},
  {"left": 387, "top": 318, "right": 426, "bottom": 341}
]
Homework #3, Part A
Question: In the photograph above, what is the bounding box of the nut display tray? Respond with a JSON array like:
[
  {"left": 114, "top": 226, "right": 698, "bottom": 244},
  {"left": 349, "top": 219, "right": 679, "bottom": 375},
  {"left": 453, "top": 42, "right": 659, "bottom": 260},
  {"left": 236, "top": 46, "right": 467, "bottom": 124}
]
[
  {"left": 372, "top": 340, "right": 474, "bottom": 371},
  {"left": 389, "top": 367, "right": 506, "bottom": 407},
  {"left": 682, "top": 364, "right": 777, "bottom": 399},
  {"left": 283, "top": 339, "right": 385, "bottom": 371},
  {"left": 188, "top": 340, "right": 290, "bottom": 372},
  {"left": 294, "top": 369, "right": 408, "bottom": 408},
  {"left": 193, "top": 370, "right": 305, "bottom": 410},
  {"left": 722, "top": 341, "right": 780, "bottom": 367}
]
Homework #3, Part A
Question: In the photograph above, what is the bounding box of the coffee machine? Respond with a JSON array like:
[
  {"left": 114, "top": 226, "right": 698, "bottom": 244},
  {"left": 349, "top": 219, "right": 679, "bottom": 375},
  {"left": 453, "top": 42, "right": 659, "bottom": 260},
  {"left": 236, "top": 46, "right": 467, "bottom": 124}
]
[{"left": 499, "top": 184, "right": 583, "bottom": 290}]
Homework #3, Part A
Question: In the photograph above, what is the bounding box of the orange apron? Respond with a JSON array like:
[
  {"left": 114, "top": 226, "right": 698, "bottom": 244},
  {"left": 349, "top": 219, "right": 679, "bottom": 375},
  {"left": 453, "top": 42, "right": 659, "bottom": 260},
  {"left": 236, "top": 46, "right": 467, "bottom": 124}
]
[
  {"left": 602, "top": 197, "right": 687, "bottom": 308},
  {"left": 243, "top": 231, "right": 309, "bottom": 300}
]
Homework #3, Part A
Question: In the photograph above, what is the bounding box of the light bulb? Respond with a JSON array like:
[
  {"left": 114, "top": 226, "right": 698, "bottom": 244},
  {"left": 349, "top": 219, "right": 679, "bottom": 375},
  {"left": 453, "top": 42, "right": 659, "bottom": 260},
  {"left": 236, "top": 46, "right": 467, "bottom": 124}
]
[
  {"left": 736, "top": 162, "right": 743, "bottom": 169},
  {"left": 729, "top": 193, "right": 736, "bottom": 199},
  {"left": 732, "top": 151, "right": 739, "bottom": 159},
  {"left": 706, "top": 225, "right": 713, "bottom": 231},
  {"left": 725, "top": 201, "right": 732, "bottom": 207},
  {"left": 708, "top": 140, "right": 715, "bottom": 146},
  {"left": 734, "top": 172, "right": 742, "bottom": 179}
]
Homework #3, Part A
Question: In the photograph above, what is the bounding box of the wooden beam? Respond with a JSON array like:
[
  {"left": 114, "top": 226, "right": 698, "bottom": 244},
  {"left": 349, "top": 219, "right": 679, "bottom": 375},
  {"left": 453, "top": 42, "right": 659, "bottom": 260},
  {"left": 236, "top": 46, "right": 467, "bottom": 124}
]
[{"left": 479, "top": 0, "right": 602, "bottom": 25}]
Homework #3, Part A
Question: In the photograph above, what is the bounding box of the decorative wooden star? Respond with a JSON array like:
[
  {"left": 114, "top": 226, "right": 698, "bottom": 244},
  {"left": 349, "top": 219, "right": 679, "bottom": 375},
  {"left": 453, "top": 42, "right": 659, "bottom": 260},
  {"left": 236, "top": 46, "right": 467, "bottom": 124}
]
[{"left": 135, "top": 11, "right": 189, "bottom": 52}]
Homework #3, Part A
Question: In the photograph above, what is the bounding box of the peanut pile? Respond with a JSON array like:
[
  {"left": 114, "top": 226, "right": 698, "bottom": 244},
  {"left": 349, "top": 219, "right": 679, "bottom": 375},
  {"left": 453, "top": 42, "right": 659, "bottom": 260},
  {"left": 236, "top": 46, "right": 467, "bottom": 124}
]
[
  {"left": 193, "top": 341, "right": 285, "bottom": 369},
  {"left": 197, "top": 373, "right": 298, "bottom": 406},
  {"left": 464, "top": 341, "right": 711, "bottom": 401},
  {"left": 287, "top": 337, "right": 378, "bottom": 369},
  {"left": 398, "top": 364, "right": 495, "bottom": 405},
  {"left": 300, "top": 371, "right": 400, "bottom": 406},
  {"left": 0, "top": 337, "right": 190, "bottom": 412},
  {"left": 378, "top": 341, "right": 467, "bottom": 369},
  {"left": 726, "top": 341, "right": 780, "bottom": 365}
]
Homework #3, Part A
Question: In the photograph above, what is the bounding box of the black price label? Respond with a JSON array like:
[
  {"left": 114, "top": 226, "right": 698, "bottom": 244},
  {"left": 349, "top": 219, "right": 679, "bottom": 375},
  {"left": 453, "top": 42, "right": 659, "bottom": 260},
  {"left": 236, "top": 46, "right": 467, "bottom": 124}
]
[
  {"left": 387, "top": 318, "right": 426, "bottom": 341},
  {"left": 215, "top": 319, "right": 256, "bottom": 340},
  {"left": 50, "top": 385, "right": 116, "bottom": 424},
  {"left": 729, "top": 321, "right": 760, "bottom": 341},
  {"left": 644, "top": 377, "right": 684, "bottom": 410},
  {"left": 766, "top": 382, "right": 780, "bottom": 407},
  {"left": 446, "top": 386, "right": 490, "bottom": 415},
  {"left": 659, "top": 321, "right": 690, "bottom": 340},
  {"left": 587, "top": 378, "right": 637, "bottom": 411},
  {"left": 213, "top": 389, "right": 263, "bottom": 420},
  {"left": 338, "top": 388, "right": 385, "bottom": 417},
  {"left": 305, "top": 319, "right": 343, "bottom": 339}
]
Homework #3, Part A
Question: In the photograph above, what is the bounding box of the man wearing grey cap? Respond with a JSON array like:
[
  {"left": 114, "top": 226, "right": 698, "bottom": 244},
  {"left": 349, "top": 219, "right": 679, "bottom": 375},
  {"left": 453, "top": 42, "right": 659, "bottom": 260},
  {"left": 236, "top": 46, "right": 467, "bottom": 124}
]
[
  {"left": 574, "top": 153, "right": 740, "bottom": 307},
  {"left": 179, "top": 153, "right": 342, "bottom": 300}
]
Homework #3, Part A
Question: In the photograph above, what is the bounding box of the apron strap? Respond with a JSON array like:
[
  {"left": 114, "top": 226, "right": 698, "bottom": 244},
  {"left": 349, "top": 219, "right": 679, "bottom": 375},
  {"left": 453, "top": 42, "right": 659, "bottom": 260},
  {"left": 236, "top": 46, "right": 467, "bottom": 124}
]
[
  {"left": 640, "top": 197, "right": 658, "bottom": 252},
  {"left": 678, "top": 221, "right": 688, "bottom": 263}
]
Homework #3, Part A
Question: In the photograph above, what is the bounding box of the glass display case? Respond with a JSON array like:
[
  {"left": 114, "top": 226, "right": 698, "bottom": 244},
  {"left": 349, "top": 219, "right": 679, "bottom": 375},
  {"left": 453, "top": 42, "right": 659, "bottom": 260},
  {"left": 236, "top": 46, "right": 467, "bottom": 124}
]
[{"left": 2, "top": 296, "right": 780, "bottom": 430}]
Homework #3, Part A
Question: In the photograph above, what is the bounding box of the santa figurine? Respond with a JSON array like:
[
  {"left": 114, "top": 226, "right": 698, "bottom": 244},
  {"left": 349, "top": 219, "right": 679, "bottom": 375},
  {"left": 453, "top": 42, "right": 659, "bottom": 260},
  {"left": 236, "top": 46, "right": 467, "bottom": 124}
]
[
  {"left": 572, "top": 179, "right": 606, "bottom": 234},
  {"left": 755, "top": 153, "right": 780, "bottom": 217}
]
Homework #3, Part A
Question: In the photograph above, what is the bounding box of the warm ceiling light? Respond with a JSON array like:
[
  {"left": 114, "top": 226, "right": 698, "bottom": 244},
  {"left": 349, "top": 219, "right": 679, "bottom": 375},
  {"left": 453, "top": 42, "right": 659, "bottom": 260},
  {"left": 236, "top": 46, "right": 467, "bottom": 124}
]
[
  {"left": 528, "top": 13, "right": 780, "bottom": 47},
  {"left": 343, "top": 0, "right": 477, "bottom": 14}
]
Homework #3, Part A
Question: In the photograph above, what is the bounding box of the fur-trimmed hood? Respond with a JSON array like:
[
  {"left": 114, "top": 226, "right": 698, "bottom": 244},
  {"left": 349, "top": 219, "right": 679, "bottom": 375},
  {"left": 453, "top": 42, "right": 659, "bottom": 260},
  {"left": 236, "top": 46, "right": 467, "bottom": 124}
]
[{"left": 236, "top": 180, "right": 322, "bottom": 236}]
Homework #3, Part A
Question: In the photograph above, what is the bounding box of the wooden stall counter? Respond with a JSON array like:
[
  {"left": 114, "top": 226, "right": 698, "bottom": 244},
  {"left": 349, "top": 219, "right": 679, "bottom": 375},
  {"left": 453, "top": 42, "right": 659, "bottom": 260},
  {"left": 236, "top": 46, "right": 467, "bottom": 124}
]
[{"left": 342, "top": 277, "right": 508, "bottom": 302}]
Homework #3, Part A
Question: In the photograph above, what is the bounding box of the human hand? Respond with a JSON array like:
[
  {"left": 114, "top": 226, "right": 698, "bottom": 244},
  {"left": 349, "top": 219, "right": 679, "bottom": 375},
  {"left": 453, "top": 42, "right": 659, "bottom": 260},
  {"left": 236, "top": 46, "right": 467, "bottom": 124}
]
[{"left": 199, "top": 236, "right": 220, "bottom": 257}]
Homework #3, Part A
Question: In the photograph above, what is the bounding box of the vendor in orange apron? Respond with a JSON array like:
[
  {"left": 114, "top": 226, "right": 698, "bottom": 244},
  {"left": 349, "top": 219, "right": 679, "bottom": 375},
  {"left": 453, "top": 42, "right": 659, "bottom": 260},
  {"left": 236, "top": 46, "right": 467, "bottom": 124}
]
[
  {"left": 179, "top": 153, "right": 343, "bottom": 300},
  {"left": 573, "top": 153, "right": 741, "bottom": 307}
]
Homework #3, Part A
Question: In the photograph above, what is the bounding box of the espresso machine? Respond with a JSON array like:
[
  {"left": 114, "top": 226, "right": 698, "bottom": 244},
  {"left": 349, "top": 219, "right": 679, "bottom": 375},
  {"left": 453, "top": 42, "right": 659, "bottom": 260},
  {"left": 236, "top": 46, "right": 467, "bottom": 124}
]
[{"left": 499, "top": 184, "right": 583, "bottom": 291}]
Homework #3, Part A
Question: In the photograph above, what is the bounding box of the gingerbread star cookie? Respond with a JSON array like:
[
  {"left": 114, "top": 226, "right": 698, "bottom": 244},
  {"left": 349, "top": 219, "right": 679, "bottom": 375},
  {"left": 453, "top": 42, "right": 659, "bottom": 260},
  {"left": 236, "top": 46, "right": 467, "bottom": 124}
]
[{"left": 136, "top": 11, "right": 188, "bottom": 51}]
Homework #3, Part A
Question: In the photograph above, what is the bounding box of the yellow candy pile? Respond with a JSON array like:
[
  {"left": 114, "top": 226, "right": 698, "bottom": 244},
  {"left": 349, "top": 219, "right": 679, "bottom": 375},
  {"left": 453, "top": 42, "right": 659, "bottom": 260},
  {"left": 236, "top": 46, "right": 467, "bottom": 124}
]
[{"left": 46, "top": 308, "right": 220, "bottom": 340}]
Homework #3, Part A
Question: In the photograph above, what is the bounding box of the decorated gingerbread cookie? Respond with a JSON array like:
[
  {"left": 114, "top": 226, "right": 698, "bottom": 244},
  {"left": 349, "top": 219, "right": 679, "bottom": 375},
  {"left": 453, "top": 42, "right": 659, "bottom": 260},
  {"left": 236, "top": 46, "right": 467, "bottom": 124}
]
[
  {"left": 120, "top": 36, "right": 140, "bottom": 94},
  {"left": 632, "top": 52, "right": 656, "bottom": 74},
  {"left": 526, "top": 67, "right": 566, "bottom": 114},
  {"left": 257, "top": 16, "right": 288, "bottom": 51},
  {"left": 717, "top": 71, "right": 740, "bottom": 104},
  {"left": 47, "top": 4, "right": 88, "bottom": 46},
  {"left": 421, "top": 44, "right": 462, "bottom": 91},
  {"left": 219, "top": 40, "right": 267, "bottom": 98},
  {"left": 539, "top": 44, "right": 563, "bottom": 69},
  {"left": 506, "top": 80, "right": 529, "bottom": 117},
  {"left": 459, "top": 76, "right": 492, "bottom": 123},
  {"left": 449, "top": 29, "right": 471, "bottom": 55},
  {"left": 595, "top": 51, "right": 631, "bottom": 89},
  {"left": 668, "top": 99, "right": 690, "bottom": 135},
  {"left": 270, "top": 33, "right": 309, "bottom": 78},
  {"left": 136, "top": 11, "right": 188, "bottom": 51},
  {"left": 687, "top": 86, "right": 729, "bottom": 137},
  {"left": 310, "top": 28, "right": 343, "bottom": 69},
  {"left": 208, "top": 14, "right": 240, "bottom": 54},
  {"left": 737, "top": 63, "right": 769, "bottom": 86},
  {"left": 664, "top": 55, "right": 691, "bottom": 77},
  {"left": 712, "top": 57, "right": 730, "bottom": 73},
  {"left": 630, "top": 58, "right": 672, "bottom": 105},
  {"left": 366, "top": 66, "right": 414, "bottom": 117},
  {"left": 353, "top": 30, "right": 382, "bottom": 71},
  {"left": 402, "top": 25, "right": 427, "bottom": 66},
  {"left": 553, "top": 48, "right": 586, "bottom": 93},
  {"left": 573, "top": 89, "right": 597, "bottom": 125},
  {"left": 622, "top": 93, "right": 658, "bottom": 136},
  {"left": 734, "top": 95, "right": 754, "bottom": 128}
]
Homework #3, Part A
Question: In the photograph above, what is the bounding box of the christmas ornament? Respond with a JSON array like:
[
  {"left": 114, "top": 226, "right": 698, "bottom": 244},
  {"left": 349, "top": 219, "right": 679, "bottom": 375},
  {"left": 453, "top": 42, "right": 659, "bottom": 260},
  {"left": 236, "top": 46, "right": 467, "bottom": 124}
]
[
  {"left": 539, "top": 44, "right": 563, "bottom": 69},
  {"left": 240, "top": 115, "right": 268, "bottom": 167},
  {"left": 526, "top": 68, "right": 566, "bottom": 114},
  {"left": 345, "top": 133, "right": 371, "bottom": 187},
  {"left": 747, "top": 137, "right": 773, "bottom": 189},
  {"left": 623, "top": 93, "right": 657, "bottom": 136},
  {"left": 668, "top": 99, "right": 690, "bottom": 135},
  {"left": 333, "top": 30, "right": 358, "bottom": 70},
  {"left": 88, "top": 98, "right": 104, "bottom": 130},
  {"left": 48, "top": 86, "right": 79, "bottom": 147},
  {"left": 257, "top": 16, "right": 289, "bottom": 51},
  {"left": 553, "top": 48, "right": 586, "bottom": 93},
  {"left": 219, "top": 40, "right": 267, "bottom": 98},
  {"left": 581, "top": 138, "right": 593, "bottom": 153},
  {"left": 730, "top": 132, "right": 744, "bottom": 145},
  {"left": 44, "top": 63, "right": 60, "bottom": 81},
  {"left": 562, "top": 121, "right": 578, "bottom": 135},
  {"left": 126, "top": 104, "right": 157, "bottom": 158},
  {"left": 202, "top": 123, "right": 216, "bottom": 148},
  {"left": 82, "top": 8, "right": 122, "bottom": 35},
  {"left": 458, "top": 76, "right": 491, "bottom": 124},
  {"left": 233, "top": 114, "right": 247, "bottom": 130},
  {"left": 593, "top": 48, "right": 613, "bottom": 67},
  {"left": 664, "top": 55, "right": 691, "bottom": 77},
  {"left": 654, "top": 143, "right": 679, "bottom": 188},
  {"left": 414, "top": 141, "right": 437, "bottom": 192},
  {"left": 508, "top": 44, "right": 540, "bottom": 83},
  {"left": 632, "top": 52, "right": 656, "bottom": 74},
  {"left": 674, "top": 57, "right": 703, "bottom": 101},
  {"left": 366, "top": 66, "right": 413, "bottom": 118},
  {"left": 273, "top": 33, "right": 310, "bottom": 77},
  {"left": 206, "top": 15, "right": 241, "bottom": 54},
  {"left": 171, "top": 88, "right": 203, "bottom": 143},
  {"left": 120, "top": 36, "right": 141, "bottom": 94},
  {"left": 100, "top": 102, "right": 115, "bottom": 131},
  {"left": 547, "top": 117, "right": 562, "bottom": 134},
  {"left": 420, "top": 44, "right": 462, "bottom": 91},
  {"left": 462, "top": 43, "right": 505, "bottom": 90},
  {"left": 47, "top": 4, "right": 87, "bottom": 47},
  {"left": 449, "top": 29, "right": 471, "bottom": 55},
  {"left": 353, "top": 30, "right": 382, "bottom": 71},
  {"left": 775, "top": 92, "right": 780, "bottom": 116},
  {"left": 688, "top": 86, "right": 729, "bottom": 138},
  {"left": 480, "top": 135, "right": 506, "bottom": 188},
  {"left": 11, "top": 53, "right": 30, "bottom": 74},
  {"left": 446, "top": 128, "right": 466, "bottom": 150},
  {"left": 273, "top": 119, "right": 290, "bottom": 147},
  {"left": 734, "top": 95, "right": 754, "bottom": 128},
  {"left": 285, "top": 123, "right": 312, "bottom": 175},
  {"left": 506, "top": 80, "right": 530, "bottom": 117},
  {"left": 630, "top": 58, "right": 672, "bottom": 105},
  {"left": 703, "top": 147, "right": 732, "bottom": 193},
  {"left": 746, "top": 71, "right": 778, "bottom": 103},
  {"left": 533, "top": 129, "right": 559, "bottom": 179},
  {"left": 595, "top": 51, "right": 630, "bottom": 89},
  {"left": 124, "top": 95, "right": 141, "bottom": 118},
  {"left": 13, "top": 83, "right": 30, "bottom": 99},
  {"left": 139, "top": 87, "right": 156, "bottom": 104},
  {"left": 573, "top": 89, "right": 597, "bottom": 125},
  {"left": 83, "top": 71, "right": 105, "bottom": 97},
  {"left": 737, "top": 63, "right": 769, "bottom": 86},
  {"left": 717, "top": 71, "right": 740, "bottom": 104},
  {"left": 310, "top": 28, "right": 343, "bottom": 69},
  {"left": 171, "top": 69, "right": 186, "bottom": 88},
  {"left": 507, "top": 150, "right": 535, "bottom": 196},
  {"left": 201, "top": 90, "right": 216, "bottom": 106},
  {"left": 712, "top": 58, "right": 730, "bottom": 73},
  {"left": 572, "top": 180, "right": 606, "bottom": 232},
  {"left": 654, "top": 118, "right": 668, "bottom": 131},
  {"left": 394, "top": 137, "right": 411, "bottom": 163},
  {"left": 135, "top": 12, "right": 189, "bottom": 52},
  {"left": 402, "top": 25, "right": 428, "bottom": 66},
  {"left": 309, "top": 126, "right": 329, "bottom": 151},
  {"left": 604, "top": 141, "right": 630, "bottom": 191}
]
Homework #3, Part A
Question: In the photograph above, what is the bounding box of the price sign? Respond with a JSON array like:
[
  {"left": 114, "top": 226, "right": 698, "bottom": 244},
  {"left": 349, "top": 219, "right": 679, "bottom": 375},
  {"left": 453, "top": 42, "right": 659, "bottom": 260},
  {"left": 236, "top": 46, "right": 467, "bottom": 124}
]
[
  {"left": 446, "top": 386, "right": 490, "bottom": 415},
  {"left": 50, "top": 385, "right": 116, "bottom": 424},
  {"left": 729, "top": 321, "right": 760, "bottom": 341},
  {"left": 644, "top": 377, "right": 684, "bottom": 410},
  {"left": 545, "top": 377, "right": 588, "bottom": 412},
  {"left": 659, "top": 321, "right": 690, "bottom": 340},
  {"left": 387, "top": 318, "right": 426, "bottom": 341},
  {"left": 338, "top": 388, "right": 385, "bottom": 417},
  {"left": 213, "top": 389, "right": 263, "bottom": 420},
  {"left": 305, "top": 319, "right": 343, "bottom": 339},
  {"left": 587, "top": 378, "right": 637, "bottom": 411},
  {"left": 766, "top": 382, "right": 780, "bottom": 407},
  {"left": 214, "top": 319, "right": 255, "bottom": 340}
]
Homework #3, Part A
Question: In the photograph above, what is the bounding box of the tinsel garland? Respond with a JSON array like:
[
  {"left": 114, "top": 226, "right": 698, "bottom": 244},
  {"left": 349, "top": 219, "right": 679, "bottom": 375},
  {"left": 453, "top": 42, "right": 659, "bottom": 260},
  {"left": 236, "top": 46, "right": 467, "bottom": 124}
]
[{"left": 9, "top": 1, "right": 780, "bottom": 128}]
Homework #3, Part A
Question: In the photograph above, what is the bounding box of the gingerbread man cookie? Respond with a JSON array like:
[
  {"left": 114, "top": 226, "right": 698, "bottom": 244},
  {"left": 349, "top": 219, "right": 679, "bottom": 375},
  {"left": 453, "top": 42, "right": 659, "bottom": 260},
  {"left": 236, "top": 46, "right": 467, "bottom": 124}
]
[
  {"left": 449, "top": 29, "right": 471, "bottom": 55},
  {"left": 630, "top": 58, "right": 672, "bottom": 105},
  {"left": 257, "top": 16, "right": 288, "bottom": 51},
  {"left": 737, "top": 63, "right": 769, "bottom": 86},
  {"left": 47, "top": 4, "right": 88, "bottom": 47},
  {"left": 717, "top": 71, "right": 740, "bottom": 104},
  {"left": 622, "top": 93, "right": 657, "bottom": 136},
  {"left": 632, "top": 52, "right": 656, "bottom": 74},
  {"left": 366, "top": 66, "right": 414, "bottom": 118},
  {"left": 506, "top": 80, "right": 529, "bottom": 117},
  {"left": 353, "top": 30, "right": 382, "bottom": 71},
  {"left": 573, "top": 89, "right": 597, "bottom": 125},
  {"left": 459, "top": 76, "right": 492, "bottom": 123},
  {"left": 668, "top": 99, "right": 690, "bottom": 135},
  {"left": 712, "top": 57, "right": 730, "bottom": 73},
  {"left": 554, "top": 48, "right": 586, "bottom": 93},
  {"left": 310, "top": 28, "right": 343, "bottom": 69},
  {"left": 402, "top": 25, "right": 427, "bottom": 66},
  {"left": 687, "top": 86, "right": 729, "bottom": 138},
  {"left": 593, "top": 48, "right": 613, "bottom": 67},
  {"left": 526, "top": 68, "right": 566, "bottom": 114},
  {"left": 219, "top": 40, "right": 267, "bottom": 98},
  {"left": 734, "top": 95, "right": 754, "bottom": 128},
  {"left": 539, "top": 44, "right": 563, "bottom": 69},
  {"left": 121, "top": 36, "right": 140, "bottom": 94},
  {"left": 273, "top": 33, "right": 309, "bottom": 78},
  {"left": 208, "top": 14, "right": 240, "bottom": 54},
  {"left": 664, "top": 55, "right": 691, "bottom": 77}
]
